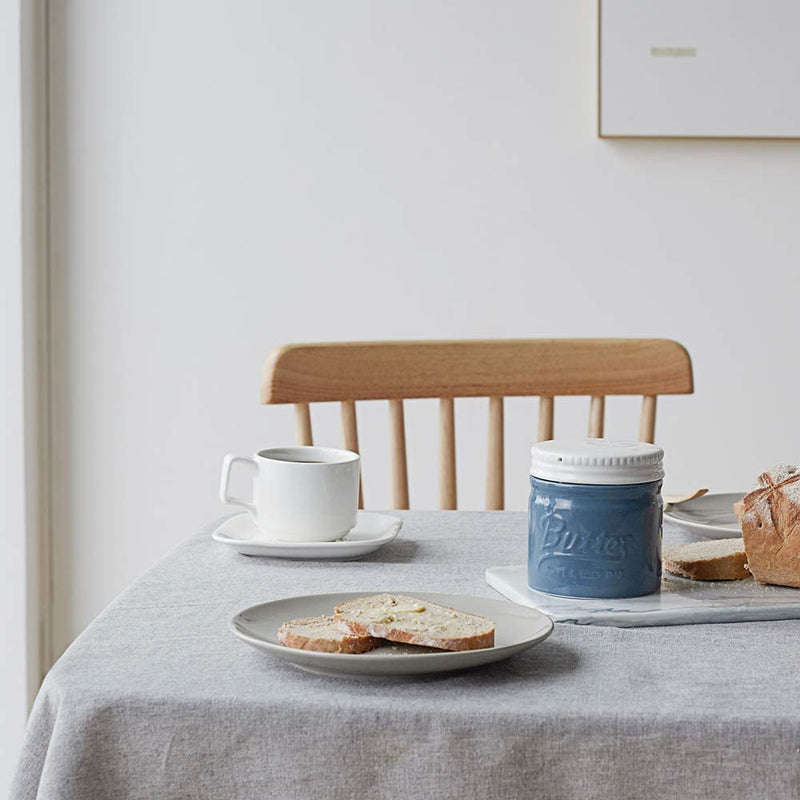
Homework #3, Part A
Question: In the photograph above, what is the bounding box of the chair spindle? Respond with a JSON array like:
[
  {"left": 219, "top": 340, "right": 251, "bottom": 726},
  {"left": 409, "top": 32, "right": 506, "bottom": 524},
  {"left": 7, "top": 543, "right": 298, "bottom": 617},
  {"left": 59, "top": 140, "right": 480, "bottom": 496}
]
[
  {"left": 439, "top": 398, "right": 457, "bottom": 510},
  {"left": 294, "top": 403, "right": 313, "bottom": 445},
  {"left": 538, "top": 396, "right": 554, "bottom": 441},
  {"left": 341, "top": 400, "right": 364, "bottom": 509},
  {"left": 388, "top": 399, "right": 410, "bottom": 509},
  {"left": 639, "top": 395, "right": 657, "bottom": 443},
  {"left": 486, "top": 397, "right": 504, "bottom": 510},
  {"left": 589, "top": 395, "right": 605, "bottom": 438}
]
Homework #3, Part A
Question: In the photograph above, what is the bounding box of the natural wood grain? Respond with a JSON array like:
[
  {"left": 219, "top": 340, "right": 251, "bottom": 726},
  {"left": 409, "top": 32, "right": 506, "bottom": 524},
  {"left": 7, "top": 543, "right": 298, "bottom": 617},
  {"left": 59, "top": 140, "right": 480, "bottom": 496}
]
[
  {"left": 340, "top": 400, "right": 359, "bottom": 453},
  {"left": 439, "top": 398, "right": 457, "bottom": 510},
  {"left": 340, "top": 400, "right": 363, "bottom": 510},
  {"left": 262, "top": 339, "right": 694, "bottom": 404},
  {"left": 663, "top": 488, "right": 708, "bottom": 506},
  {"left": 639, "top": 395, "right": 657, "bottom": 443},
  {"left": 388, "top": 399, "right": 409, "bottom": 510},
  {"left": 538, "top": 396, "right": 554, "bottom": 442},
  {"left": 262, "top": 339, "right": 693, "bottom": 509},
  {"left": 486, "top": 397, "right": 504, "bottom": 510},
  {"left": 294, "top": 403, "right": 312, "bottom": 446},
  {"left": 589, "top": 395, "right": 605, "bottom": 438}
]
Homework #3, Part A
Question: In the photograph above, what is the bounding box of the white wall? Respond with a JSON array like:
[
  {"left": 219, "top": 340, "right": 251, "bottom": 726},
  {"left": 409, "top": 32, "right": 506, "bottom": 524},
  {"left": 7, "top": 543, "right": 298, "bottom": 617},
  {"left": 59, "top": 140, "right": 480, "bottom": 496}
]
[
  {"left": 0, "top": 0, "right": 26, "bottom": 789},
  {"left": 2, "top": 0, "right": 44, "bottom": 793},
  {"left": 49, "top": 0, "right": 800, "bottom": 658}
]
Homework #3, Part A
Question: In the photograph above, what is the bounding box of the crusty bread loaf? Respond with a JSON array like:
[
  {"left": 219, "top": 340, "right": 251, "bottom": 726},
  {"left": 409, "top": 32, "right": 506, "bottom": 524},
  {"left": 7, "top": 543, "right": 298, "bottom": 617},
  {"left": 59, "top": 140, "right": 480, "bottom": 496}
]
[
  {"left": 334, "top": 594, "right": 495, "bottom": 651},
  {"left": 663, "top": 538, "right": 749, "bottom": 581},
  {"left": 278, "top": 615, "right": 380, "bottom": 653},
  {"left": 740, "top": 465, "right": 800, "bottom": 588}
]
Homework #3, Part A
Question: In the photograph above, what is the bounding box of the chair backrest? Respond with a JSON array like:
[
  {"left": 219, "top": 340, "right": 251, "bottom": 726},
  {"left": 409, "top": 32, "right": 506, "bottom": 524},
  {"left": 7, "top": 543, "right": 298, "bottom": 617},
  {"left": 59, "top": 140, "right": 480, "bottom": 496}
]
[{"left": 260, "top": 338, "right": 693, "bottom": 511}]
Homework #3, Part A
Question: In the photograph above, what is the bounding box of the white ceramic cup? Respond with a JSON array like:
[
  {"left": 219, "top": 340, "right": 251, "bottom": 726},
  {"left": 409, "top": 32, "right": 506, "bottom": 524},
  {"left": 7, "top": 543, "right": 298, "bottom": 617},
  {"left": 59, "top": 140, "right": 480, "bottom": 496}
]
[{"left": 219, "top": 446, "right": 360, "bottom": 542}]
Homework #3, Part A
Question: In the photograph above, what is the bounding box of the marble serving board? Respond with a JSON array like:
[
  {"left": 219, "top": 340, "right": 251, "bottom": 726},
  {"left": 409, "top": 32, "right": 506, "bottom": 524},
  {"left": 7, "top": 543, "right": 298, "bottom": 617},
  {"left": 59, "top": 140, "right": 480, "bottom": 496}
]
[{"left": 485, "top": 565, "right": 800, "bottom": 627}]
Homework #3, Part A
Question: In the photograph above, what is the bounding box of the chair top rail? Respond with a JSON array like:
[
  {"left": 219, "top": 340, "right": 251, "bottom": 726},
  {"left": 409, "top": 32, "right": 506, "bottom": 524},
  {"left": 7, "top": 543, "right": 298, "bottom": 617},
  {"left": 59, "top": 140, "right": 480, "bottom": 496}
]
[{"left": 261, "top": 338, "right": 693, "bottom": 404}]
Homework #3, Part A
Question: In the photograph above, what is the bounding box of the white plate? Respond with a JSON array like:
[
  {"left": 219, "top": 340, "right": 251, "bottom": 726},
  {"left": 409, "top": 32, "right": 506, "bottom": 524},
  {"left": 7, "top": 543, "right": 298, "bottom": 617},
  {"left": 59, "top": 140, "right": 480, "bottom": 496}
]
[
  {"left": 230, "top": 591, "right": 554, "bottom": 677},
  {"left": 663, "top": 492, "right": 745, "bottom": 538},
  {"left": 212, "top": 511, "right": 402, "bottom": 559}
]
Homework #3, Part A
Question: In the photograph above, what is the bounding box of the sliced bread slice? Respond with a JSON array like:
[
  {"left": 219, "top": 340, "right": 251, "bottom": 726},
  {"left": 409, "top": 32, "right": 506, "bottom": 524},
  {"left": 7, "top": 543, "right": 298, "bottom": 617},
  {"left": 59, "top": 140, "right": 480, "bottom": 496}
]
[
  {"left": 334, "top": 594, "right": 495, "bottom": 651},
  {"left": 277, "top": 615, "right": 380, "bottom": 654},
  {"left": 663, "top": 538, "right": 749, "bottom": 581}
]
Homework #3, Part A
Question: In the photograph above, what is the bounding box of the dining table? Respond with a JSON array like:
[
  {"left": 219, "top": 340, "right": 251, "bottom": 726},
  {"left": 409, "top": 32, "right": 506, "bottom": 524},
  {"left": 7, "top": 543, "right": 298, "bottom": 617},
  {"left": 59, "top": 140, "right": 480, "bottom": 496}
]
[{"left": 12, "top": 511, "right": 800, "bottom": 800}]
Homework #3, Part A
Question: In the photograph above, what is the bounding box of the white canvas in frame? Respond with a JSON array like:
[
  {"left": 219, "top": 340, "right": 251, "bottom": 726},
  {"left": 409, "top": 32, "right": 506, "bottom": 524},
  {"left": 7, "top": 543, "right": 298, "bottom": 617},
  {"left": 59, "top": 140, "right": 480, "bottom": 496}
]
[{"left": 599, "top": 0, "right": 800, "bottom": 138}]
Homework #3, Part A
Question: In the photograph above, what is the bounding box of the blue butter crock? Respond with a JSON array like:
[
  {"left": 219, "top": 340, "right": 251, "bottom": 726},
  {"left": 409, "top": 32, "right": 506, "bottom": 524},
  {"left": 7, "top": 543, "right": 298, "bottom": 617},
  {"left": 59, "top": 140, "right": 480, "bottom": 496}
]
[{"left": 528, "top": 439, "right": 664, "bottom": 599}]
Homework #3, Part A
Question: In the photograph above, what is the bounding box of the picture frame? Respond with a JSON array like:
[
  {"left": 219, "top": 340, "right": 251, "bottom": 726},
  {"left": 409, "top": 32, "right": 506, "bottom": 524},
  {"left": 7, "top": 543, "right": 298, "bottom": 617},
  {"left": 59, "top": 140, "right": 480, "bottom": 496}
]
[{"left": 598, "top": 0, "right": 800, "bottom": 140}]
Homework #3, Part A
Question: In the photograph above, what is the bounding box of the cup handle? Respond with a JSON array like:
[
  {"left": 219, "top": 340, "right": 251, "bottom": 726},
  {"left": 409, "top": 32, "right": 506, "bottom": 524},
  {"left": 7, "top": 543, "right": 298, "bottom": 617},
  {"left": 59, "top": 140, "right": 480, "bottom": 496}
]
[{"left": 219, "top": 454, "right": 258, "bottom": 515}]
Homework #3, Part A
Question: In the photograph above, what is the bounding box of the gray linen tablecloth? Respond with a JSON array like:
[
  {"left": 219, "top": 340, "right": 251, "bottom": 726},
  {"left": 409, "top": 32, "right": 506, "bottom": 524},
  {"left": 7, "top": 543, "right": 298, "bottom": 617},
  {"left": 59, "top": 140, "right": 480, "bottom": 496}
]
[{"left": 12, "top": 512, "right": 800, "bottom": 800}]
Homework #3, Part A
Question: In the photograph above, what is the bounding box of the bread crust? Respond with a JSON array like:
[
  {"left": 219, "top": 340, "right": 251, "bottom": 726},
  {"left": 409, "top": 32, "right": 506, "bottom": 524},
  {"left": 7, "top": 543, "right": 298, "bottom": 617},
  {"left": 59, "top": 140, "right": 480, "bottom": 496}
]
[
  {"left": 740, "top": 467, "right": 800, "bottom": 588},
  {"left": 278, "top": 616, "right": 379, "bottom": 654},
  {"left": 663, "top": 544, "right": 748, "bottom": 581},
  {"left": 334, "top": 595, "right": 495, "bottom": 651},
  {"left": 335, "top": 618, "right": 495, "bottom": 651}
]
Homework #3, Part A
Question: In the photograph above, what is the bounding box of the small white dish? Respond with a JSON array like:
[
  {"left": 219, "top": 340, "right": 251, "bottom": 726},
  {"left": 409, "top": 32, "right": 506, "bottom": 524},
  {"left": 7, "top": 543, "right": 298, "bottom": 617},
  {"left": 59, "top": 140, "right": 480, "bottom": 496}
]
[
  {"left": 663, "top": 491, "right": 744, "bottom": 538},
  {"left": 212, "top": 511, "right": 402, "bottom": 560},
  {"left": 230, "top": 591, "right": 554, "bottom": 677}
]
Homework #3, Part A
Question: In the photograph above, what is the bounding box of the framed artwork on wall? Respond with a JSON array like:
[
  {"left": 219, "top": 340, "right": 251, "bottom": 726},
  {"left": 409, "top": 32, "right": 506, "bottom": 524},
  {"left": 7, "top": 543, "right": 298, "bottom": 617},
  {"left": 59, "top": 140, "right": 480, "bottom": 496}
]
[{"left": 598, "top": 0, "right": 800, "bottom": 139}]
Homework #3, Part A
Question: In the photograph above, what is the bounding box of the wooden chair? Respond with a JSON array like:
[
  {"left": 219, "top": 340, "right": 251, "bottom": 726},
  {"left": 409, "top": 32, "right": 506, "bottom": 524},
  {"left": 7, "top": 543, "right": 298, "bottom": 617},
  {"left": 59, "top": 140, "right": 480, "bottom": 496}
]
[{"left": 260, "top": 338, "right": 693, "bottom": 511}]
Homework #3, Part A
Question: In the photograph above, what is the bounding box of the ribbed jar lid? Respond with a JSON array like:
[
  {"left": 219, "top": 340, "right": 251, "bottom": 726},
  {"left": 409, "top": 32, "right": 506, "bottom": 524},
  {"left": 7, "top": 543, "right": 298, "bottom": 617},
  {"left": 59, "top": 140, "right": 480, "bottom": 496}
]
[{"left": 530, "top": 439, "right": 664, "bottom": 485}]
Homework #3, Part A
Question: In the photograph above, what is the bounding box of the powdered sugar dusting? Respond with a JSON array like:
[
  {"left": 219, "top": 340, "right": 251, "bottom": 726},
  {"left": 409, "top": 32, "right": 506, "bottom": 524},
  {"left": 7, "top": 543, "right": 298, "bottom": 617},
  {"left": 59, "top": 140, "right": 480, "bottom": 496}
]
[
  {"left": 760, "top": 464, "right": 800, "bottom": 504},
  {"left": 764, "top": 464, "right": 800, "bottom": 484}
]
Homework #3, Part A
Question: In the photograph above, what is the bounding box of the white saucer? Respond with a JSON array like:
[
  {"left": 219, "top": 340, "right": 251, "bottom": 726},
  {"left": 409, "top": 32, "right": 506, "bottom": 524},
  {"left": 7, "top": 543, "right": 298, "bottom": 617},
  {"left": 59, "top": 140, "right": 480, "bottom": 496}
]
[
  {"left": 663, "top": 492, "right": 744, "bottom": 539},
  {"left": 212, "top": 511, "right": 402, "bottom": 560},
  {"left": 230, "top": 591, "right": 553, "bottom": 677}
]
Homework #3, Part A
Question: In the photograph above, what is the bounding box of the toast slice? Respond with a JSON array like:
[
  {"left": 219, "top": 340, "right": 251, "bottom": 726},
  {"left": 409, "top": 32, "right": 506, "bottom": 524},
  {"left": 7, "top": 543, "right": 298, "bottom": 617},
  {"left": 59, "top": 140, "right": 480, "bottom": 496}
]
[
  {"left": 663, "top": 538, "right": 749, "bottom": 581},
  {"left": 334, "top": 594, "right": 495, "bottom": 651},
  {"left": 278, "top": 615, "right": 380, "bottom": 654}
]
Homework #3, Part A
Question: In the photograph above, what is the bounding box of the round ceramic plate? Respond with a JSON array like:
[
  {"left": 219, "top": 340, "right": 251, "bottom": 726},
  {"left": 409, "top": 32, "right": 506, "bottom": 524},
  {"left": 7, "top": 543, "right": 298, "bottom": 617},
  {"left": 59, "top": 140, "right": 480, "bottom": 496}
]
[
  {"left": 212, "top": 511, "right": 402, "bottom": 559},
  {"left": 230, "top": 591, "right": 554, "bottom": 677},
  {"left": 664, "top": 492, "right": 745, "bottom": 538}
]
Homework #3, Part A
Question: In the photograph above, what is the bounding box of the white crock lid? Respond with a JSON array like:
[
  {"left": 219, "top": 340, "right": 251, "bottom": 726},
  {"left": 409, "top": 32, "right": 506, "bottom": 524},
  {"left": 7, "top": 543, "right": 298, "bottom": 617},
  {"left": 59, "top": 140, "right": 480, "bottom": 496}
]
[{"left": 530, "top": 439, "right": 664, "bottom": 485}]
